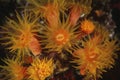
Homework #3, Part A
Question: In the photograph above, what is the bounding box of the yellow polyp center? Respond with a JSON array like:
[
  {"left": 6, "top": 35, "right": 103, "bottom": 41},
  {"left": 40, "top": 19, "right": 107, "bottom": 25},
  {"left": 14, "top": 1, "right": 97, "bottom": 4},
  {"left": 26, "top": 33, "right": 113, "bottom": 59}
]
[
  {"left": 18, "top": 32, "right": 31, "bottom": 48},
  {"left": 85, "top": 48, "right": 98, "bottom": 62},
  {"left": 19, "top": 35, "right": 28, "bottom": 46},
  {"left": 89, "top": 54, "right": 96, "bottom": 59},
  {"left": 87, "top": 53, "right": 97, "bottom": 61},
  {"left": 53, "top": 29, "right": 69, "bottom": 45},
  {"left": 56, "top": 34, "right": 65, "bottom": 42},
  {"left": 38, "top": 69, "right": 49, "bottom": 78}
]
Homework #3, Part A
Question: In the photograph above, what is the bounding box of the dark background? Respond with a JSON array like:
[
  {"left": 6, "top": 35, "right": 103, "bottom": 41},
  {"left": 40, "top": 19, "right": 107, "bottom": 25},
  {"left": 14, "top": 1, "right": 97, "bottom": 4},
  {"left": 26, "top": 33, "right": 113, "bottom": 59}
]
[{"left": 0, "top": 0, "right": 120, "bottom": 80}]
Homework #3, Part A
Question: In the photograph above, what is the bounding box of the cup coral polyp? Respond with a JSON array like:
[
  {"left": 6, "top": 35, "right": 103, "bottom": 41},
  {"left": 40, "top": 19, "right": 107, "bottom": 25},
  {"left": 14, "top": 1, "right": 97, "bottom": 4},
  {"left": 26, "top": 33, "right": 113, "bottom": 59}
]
[
  {"left": 0, "top": 11, "right": 41, "bottom": 57},
  {"left": 72, "top": 26, "right": 119, "bottom": 79},
  {"left": 40, "top": 20, "right": 79, "bottom": 53},
  {"left": 28, "top": 36, "right": 41, "bottom": 56},
  {"left": 80, "top": 19, "right": 95, "bottom": 34},
  {"left": 42, "top": 3, "right": 59, "bottom": 27},
  {"left": 27, "top": 58, "right": 54, "bottom": 80},
  {"left": 27, "top": 0, "right": 66, "bottom": 28},
  {"left": 69, "top": 5, "right": 81, "bottom": 26},
  {"left": 0, "top": 57, "right": 26, "bottom": 80}
]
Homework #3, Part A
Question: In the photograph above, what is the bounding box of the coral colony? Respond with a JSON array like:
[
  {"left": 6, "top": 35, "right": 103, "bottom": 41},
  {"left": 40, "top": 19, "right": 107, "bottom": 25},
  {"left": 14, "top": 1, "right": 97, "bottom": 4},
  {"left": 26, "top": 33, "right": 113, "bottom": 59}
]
[{"left": 0, "top": 0, "right": 119, "bottom": 80}]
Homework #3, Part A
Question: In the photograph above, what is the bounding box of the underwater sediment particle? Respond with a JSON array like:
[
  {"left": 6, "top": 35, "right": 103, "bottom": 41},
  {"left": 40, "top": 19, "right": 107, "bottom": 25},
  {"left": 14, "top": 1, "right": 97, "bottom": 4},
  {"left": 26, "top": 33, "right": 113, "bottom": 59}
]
[
  {"left": 27, "top": 58, "right": 54, "bottom": 80},
  {"left": 72, "top": 26, "right": 119, "bottom": 80},
  {"left": 0, "top": 11, "right": 42, "bottom": 57}
]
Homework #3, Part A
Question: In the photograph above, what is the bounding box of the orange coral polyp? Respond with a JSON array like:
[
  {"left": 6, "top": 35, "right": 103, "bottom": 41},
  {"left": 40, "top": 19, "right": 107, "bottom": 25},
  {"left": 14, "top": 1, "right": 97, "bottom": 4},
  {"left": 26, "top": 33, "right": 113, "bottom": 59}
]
[
  {"left": 85, "top": 48, "right": 99, "bottom": 62},
  {"left": 79, "top": 64, "right": 87, "bottom": 75},
  {"left": 27, "top": 58, "right": 54, "bottom": 80},
  {"left": 53, "top": 29, "right": 69, "bottom": 45},
  {"left": 43, "top": 3, "right": 59, "bottom": 27},
  {"left": 69, "top": 5, "right": 81, "bottom": 26},
  {"left": 18, "top": 33, "right": 31, "bottom": 48},
  {"left": 72, "top": 37, "right": 100, "bottom": 76},
  {"left": 81, "top": 19, "right": 95, "bottom": 34},
  {"left": 28, "top": 36, "right": 41, "bottom": 56},
  {"left": 86, "top": 53, "right": 98, "bottom": 62},
  {"left": 14, "top": 66, "right": 27, "bottom": 79},
  {"left": 0, "top": 57, "right": 27, "bottom": 80},
  {"left": 19, "top": 30, "right": 42, "bottom": 56}
]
